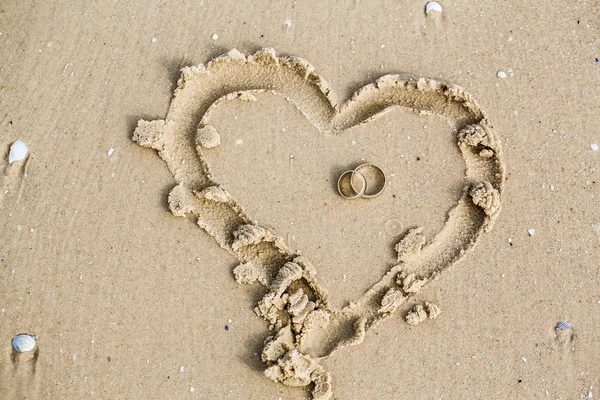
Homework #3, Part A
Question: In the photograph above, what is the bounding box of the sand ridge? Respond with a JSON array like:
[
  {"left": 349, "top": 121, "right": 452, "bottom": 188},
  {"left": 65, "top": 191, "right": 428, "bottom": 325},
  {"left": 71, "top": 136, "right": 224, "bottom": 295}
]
[{"left": 132, "top": 48, "right": 504, "bottom": 399}]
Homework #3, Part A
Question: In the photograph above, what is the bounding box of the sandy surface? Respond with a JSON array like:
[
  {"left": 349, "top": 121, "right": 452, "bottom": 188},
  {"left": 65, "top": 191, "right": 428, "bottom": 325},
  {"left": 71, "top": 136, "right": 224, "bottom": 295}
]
[{"left": 1, "top": 1, "right": 599, "bottom": 399}]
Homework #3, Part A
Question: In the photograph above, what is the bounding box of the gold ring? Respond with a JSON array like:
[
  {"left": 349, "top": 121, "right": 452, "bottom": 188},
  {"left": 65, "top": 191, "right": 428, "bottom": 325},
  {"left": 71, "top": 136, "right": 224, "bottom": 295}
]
[
  {"left": 337, "top": 170, "right": 366, "bottom": 199},
  {"left": 351, "top": 163, "right": 386, "bottom": 198}
]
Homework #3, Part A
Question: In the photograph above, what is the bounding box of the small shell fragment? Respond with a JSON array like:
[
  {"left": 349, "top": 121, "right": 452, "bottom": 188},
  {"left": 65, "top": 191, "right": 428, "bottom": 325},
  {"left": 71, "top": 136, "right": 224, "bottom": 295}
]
[
  {"left": 497, "top": 71, "right": 507, "bottom": 79},
  {"left": 591, "top": 143, "right": 599, "bottom": 152},
  {"left": 528, "top": 228, "right": 535, "bottom": 236},
  {"left": 12, "top": 334, "right": 36, "bottom": 352},
  {"left": 282, "top": 19, "right": 292, "bottom": 28},
  {"left": 555, "top": 320, "right": 572, "bottom": 330},
  {"left": 9, "top": 140, "right": 28, "bottom": 163},
  {"left": 425, "top": 1, "right": 443, "bottom": 14},
  {"left": 211, "top": 33, "right": 219, "bottom": 40}
]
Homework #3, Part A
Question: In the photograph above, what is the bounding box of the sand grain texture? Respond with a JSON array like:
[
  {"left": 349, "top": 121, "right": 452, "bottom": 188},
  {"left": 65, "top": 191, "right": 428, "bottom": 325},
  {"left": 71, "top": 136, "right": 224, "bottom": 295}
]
[{"left": 1, "top": 1, "right": 599, "bottom": 399}]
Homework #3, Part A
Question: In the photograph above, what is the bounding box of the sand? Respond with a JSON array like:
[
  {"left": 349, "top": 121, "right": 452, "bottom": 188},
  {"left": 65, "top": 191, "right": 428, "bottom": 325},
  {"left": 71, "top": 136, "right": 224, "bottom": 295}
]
[{"left": 1, "top": 1, "right": 599, "bottom": 399}]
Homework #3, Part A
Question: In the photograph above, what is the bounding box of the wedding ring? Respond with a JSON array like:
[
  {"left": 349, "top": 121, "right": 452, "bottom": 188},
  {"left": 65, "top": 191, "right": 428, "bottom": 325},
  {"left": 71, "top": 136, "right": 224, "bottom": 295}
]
[
  {"left": 350, "top": 163, "right": 386, "bottom": 198},
  {"left": 337, "top": 170, "right": 366, "bottom": 199}
]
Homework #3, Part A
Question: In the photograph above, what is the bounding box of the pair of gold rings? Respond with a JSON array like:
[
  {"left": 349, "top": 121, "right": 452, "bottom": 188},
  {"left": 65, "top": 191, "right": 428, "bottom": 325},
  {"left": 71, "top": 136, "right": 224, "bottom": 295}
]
[{"left": 337, "top": 163, "right": 387, "bottom": 199}]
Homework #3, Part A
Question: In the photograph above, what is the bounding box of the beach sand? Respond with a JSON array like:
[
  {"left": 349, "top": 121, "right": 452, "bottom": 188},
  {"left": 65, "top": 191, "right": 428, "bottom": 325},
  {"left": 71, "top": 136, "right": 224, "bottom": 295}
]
[{"left": 1, "top": 1, "right": 599, "bottom": 399}]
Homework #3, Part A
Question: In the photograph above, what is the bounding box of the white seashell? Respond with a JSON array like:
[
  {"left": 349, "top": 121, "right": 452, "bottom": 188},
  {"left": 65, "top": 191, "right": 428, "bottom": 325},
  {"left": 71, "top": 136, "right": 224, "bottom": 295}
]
[
  {"left": 425, "top": 1, "right": 443, "bottom": 14},
  {"left": 497, "top": 71, "right": 507, "bottom": 79},
  {"left": 9, "top": 140, "right": 28, "bottom": 163},
  {"left": 12, "top": 334, "right": 36, "bottom": 352},
  {"left": 282, "top": 19, "right": 292, "bottom": 28},
  {"left": 555, "top": 320, "right": 572, "bottom": 330}
]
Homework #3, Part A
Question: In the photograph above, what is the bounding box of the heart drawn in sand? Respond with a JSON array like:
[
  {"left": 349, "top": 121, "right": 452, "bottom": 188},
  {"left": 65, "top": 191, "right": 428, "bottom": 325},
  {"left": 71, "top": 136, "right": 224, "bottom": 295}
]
[{"left": 132, "top": 48, "right": 504, "bottom": 400}]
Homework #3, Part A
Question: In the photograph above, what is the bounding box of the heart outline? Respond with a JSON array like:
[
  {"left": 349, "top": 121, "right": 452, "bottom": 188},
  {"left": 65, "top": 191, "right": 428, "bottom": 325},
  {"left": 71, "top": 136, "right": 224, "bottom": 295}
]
[{"left": 133, "top": 48, "right": 504, "bottom": 400}]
